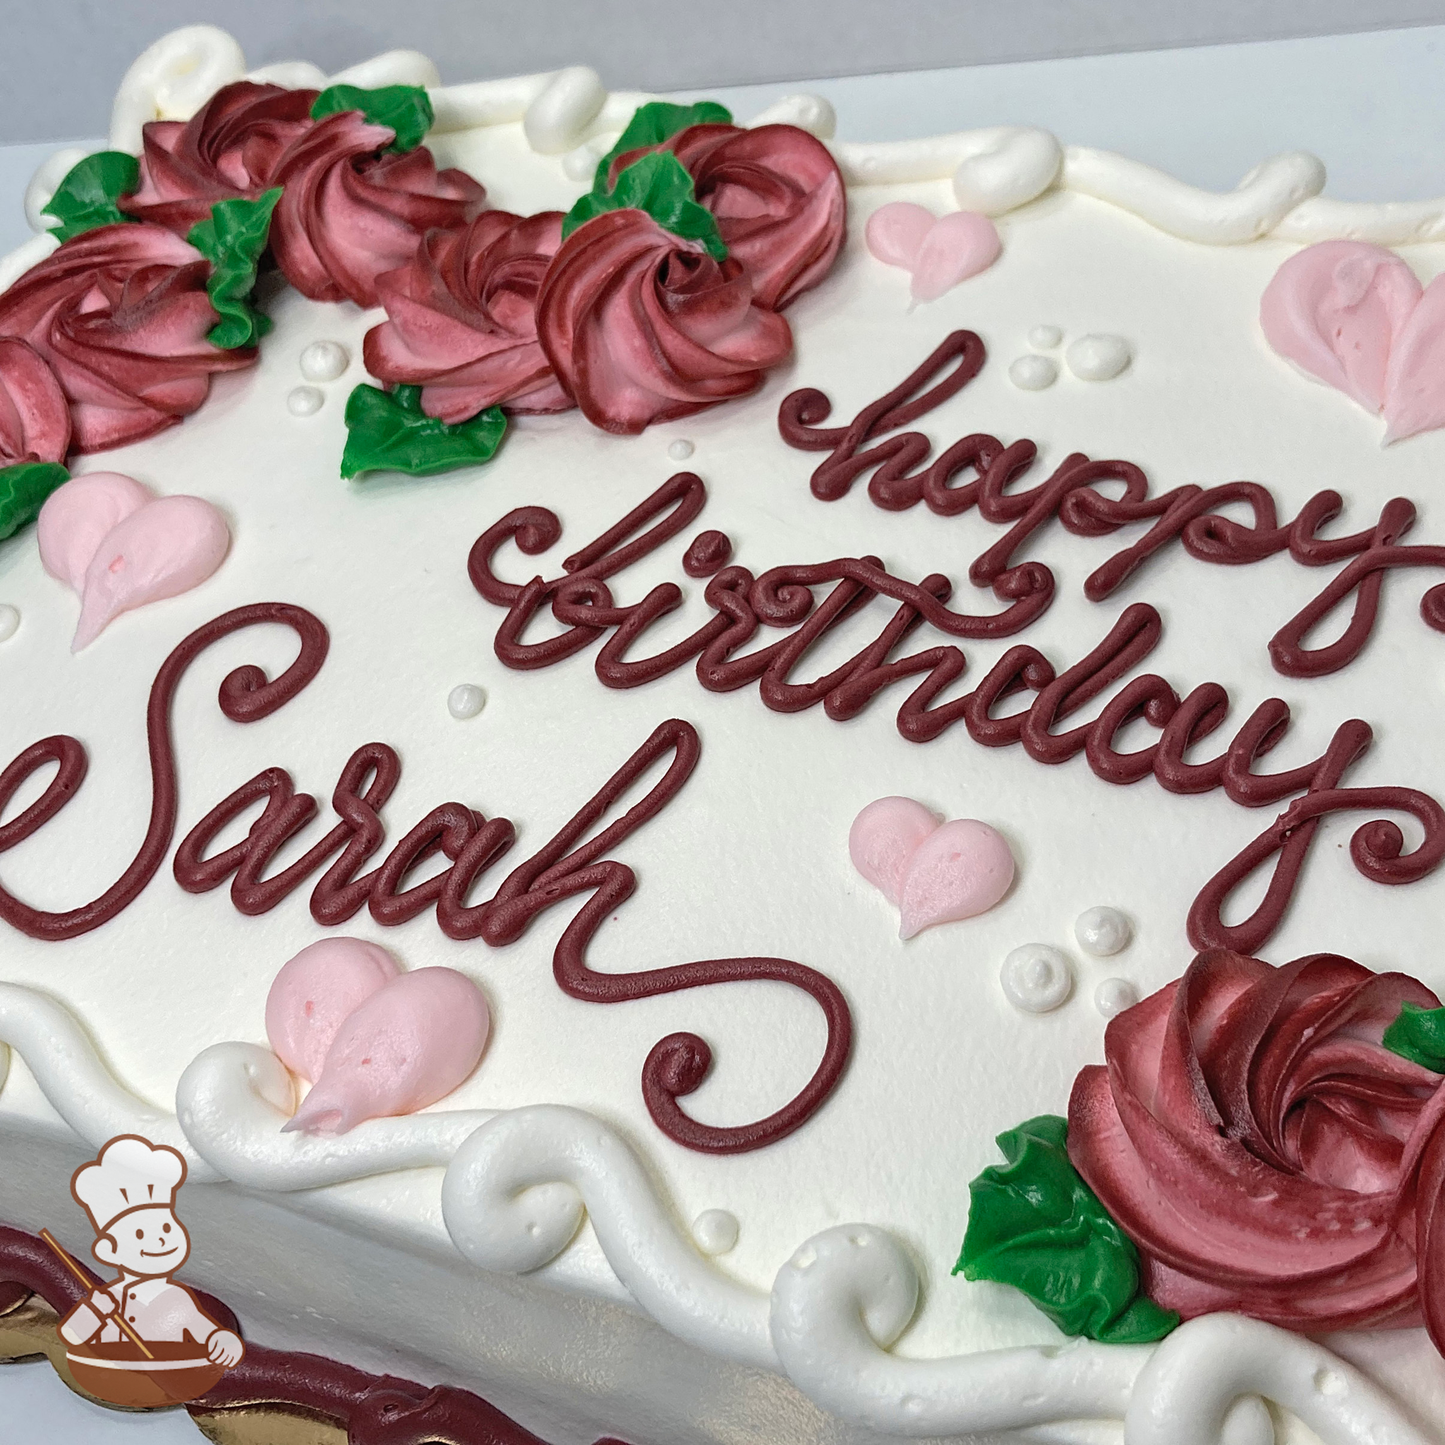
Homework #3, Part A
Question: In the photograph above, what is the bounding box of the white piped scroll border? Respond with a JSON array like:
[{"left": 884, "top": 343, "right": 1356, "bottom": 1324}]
[
  {"left": 9, "top": 18, "right": 1445, "bottom": 287},
  {"left": 0, "top": 982, "right": 1435, "bottom": 1445}
]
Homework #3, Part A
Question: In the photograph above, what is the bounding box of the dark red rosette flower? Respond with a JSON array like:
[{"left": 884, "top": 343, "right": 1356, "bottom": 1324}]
[
  {"left": 1068, "top": 949, "right": 1445, "bottom": 1349},
  {"left": 268, "top": 111, "right": 486, "bottom": 308},
  {"left": 0, "top": 337, "right": 70, "bottom": 463},
  {"left": 608, "top": 123, "right": 846, "bottom": 311},
  {"left": 362, "top": 210, "right": 570, "bottom": 421},
  {"left": 120, "top": 81, "right": 319, "bottom": 235},
  {"left": 0, "top": 224, "right": 255, "bottom": 452},
  {"left": 535, "top": 209, "right": 792, "bottom": 435}
]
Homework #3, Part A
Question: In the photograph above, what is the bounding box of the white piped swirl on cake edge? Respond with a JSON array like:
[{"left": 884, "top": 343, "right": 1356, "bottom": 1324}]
[
  {"left": 11, "top": 19, "right": 1445, "bottom": 290},
  {"left": 3, "top": 18, "right": 1436, "bottom": 278},
  {"left": 0, "top": 980, "right": 1436, "bottom": 1444}
]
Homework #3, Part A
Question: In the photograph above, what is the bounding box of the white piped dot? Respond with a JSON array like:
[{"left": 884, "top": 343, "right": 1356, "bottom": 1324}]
[
  {"left": 1074, "top": 905, "right": 1131, "bottom": 956},
  {"left": 0, "top": 605, "right": 18, "bottom": 643},
  {"left": 1028, "top": 324, "right": 1063, "bottom": 349},
  {"left": 1065, "top": 333, "right": 1132, "bottom": 381},
  {"left": 299, "top": 340, "right": 350, "bottom": 382},
  {"left": 287, "top": 385, "right": 324, "bottom": 417},
  {"left": 1094, "top": 977, "right": 1139, "bottom": 1019},
  {"left": 1313, "top": 1368, "right": 1347, "bottom": 1398},
  {"left": 447, "top": 684, "right": 486, "bottom": 720},
  {"left": 1008, "top": 355, "right": 1057, "bottom": 391},
  {"left": 691, "top": 1209, "right": 739, "bottom": 1255},
  {"left": 1001, "top": 944, "right": 1073, "bottom": 1013},
  {"left": 668, "top": 438, "right": 695, "bottom": 461}
]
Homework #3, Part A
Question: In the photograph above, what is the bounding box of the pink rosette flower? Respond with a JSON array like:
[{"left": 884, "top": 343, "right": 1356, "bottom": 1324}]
[
  {"left": 1068, "top": 949, "right": 1445, "bottom": 1349},
  {"left": 0, "top": 224, "right": 255, "bottom": 452},
  {"left": 362, "top": 210, "right": 571, "bottom": 420},
  {"left": 120, "top": 81, "right": 319, "bottom": 234},
  {"left": 268, "top": 111, "right": 486, "bottom": 308},
  {"left": 0, "top": 337, "right": 70, "bottom": 463},
  {"left": 609, "top": 123, "right": 846, "bottom": 310},
  {"left": 535, "top": 208, "right": 792, "bottom": 435}
]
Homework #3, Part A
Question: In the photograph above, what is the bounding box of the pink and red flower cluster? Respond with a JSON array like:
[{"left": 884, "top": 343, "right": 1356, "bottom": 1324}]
[
  {"left": 0, "top": 81, "right": 490, "bottom": 463},
  {"left": 121, "top": 81, "right": 485, "bottom": 308},
  {"left": 363, "top": 122, "right": 847, "bottom": 434},
  {"left": 0, "top": 90, "right": 846, "bottom": 469},
  {"left": 1068, "top": 949, "right": 1445, "bottom": 1354}
]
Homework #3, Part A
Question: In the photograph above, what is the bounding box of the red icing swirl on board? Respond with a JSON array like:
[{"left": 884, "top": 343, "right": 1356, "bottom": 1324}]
[{"left": 0, "top": 1225, "right": 629, "bottom": 1445}]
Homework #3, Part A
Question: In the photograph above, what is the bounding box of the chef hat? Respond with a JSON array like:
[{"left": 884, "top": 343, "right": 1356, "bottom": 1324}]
[{"left": 71, "top": 1135, "right": 188, "bottom": 1235}]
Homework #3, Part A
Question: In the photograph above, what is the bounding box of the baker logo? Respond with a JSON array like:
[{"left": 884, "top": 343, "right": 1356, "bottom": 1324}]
[{"left": 40, "top": 1134, "right": 244, "bottom": 1408}]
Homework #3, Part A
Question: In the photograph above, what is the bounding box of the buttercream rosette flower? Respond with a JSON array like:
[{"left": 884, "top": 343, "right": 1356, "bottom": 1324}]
[
  {"left": 120, "top": 81, "right": 319, "bottom": 235},
  {"left": 0, "top": 337, "right": 70, "bottom": 463},
  {"left": 268, "top": 111, "right": 487, "bottom": 308},
  {"left": 0, "top": 224, "right": 255, "bottom": 452},
  {"left": 535, "top": 208, "right": 792, "bottom": 435},
  {"left": 362, "top": 211, "right": 571, "bottom": 420},
  {"left": 1068, "top": 949, "right": 1445, "bottom": 1348},
  {"left": 607, "top": 123, "right": 846, "bottom": 311}
]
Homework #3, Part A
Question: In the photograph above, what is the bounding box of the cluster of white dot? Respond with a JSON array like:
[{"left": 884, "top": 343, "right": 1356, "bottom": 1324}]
[
  {"left": 999, "top": 905, "right": 1137, "bottom": 1018},
  {"left": 1008, "top": 326, "right": 1132, "bottom": 391},
  {"left": 287, "top": 340, "right": 351, "bottom": 417}
]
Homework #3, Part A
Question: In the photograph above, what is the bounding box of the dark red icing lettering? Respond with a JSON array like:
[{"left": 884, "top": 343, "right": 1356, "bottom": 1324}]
[
  {"left": 469, "top": 467, "right": 1445, "bottom": 956},
  {"left": 0, "top": 603, "right": 329, "bottom": 941},
  {"left": 0, "top": 607, "right": 850, "bottom": 1154},
  {"left": 779, "top": 333, "right": 1445, "bottom": 677}
]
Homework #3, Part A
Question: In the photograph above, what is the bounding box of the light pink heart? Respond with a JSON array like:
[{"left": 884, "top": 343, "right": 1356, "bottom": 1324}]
[
  {"left": 865, "top": 202, "right": 1002, "bottom": 303},
  {"left": 1383, "top": 275, "right": 1445, "bottom": 443},
  {"left": 849, "top": 796, "right": 939, "bottom": 905},
  {"left": 37, "top": 473, "right": 153, "bottom": 592},
  {"left": 72, "top": 494, "right": 231, "bottom": 650},
  {"left": 266, "top": 937, "right": 400, "bottom": 1084},
  {"left": 283, "top": 967, "right": 491, "bottom": 1135},
  {"left": 849, "top": 797, "right": 1015, "bottom": 938},
  {"left": 1259, "top": 238, "right": 1445, "bottom": 442},
  {"left": 37, "top": 473, "right": 232, "bottom": 649}
]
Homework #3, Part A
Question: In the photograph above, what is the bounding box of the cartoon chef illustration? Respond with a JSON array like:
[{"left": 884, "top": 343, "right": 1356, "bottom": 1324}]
[{"left": 56, "top": 1135, "right": 243, "bottom": 1388}]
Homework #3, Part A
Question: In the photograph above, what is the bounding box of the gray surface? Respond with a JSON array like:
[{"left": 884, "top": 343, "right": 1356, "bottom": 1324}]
[
  {"left": 6, "top": 0, "right": 1445, "bottom": 144},
  {"left": 6, "top": 18, "right": 1445, "bottom": 1445}
]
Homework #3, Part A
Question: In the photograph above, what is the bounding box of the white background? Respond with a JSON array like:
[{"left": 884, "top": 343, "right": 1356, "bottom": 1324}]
[{"left": 5, "top": 16, "right": 1445, "bottom": 1444}]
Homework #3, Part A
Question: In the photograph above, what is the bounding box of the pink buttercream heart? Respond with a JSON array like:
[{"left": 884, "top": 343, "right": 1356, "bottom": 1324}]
[
  {"left": 848, "top": 797, "right": 1015, "bottom": 938},
  {"left": 865, "top": 202, "right": 1001, "bottom": 303},
  {"left": 266, "top": 937, "right": 400, "bottom": 1084},
  {"left": 848, "top": 796, "right": 939, "bottom": 905},
  {"left": 1259, "top": 239, "right": 1445, "bottom": 442},
  {"left": 37, "top": 473, "right": 153, "bottom": 592}
]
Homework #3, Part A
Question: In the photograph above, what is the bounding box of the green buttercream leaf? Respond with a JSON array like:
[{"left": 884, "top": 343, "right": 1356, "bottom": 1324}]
[
  {"left": 0, "top": 462, "right": 69, "bottom": 542},
  {"left": 186, "top": 189, "right": 282, "bottom": 350},
  {"left": 562, "top": 152, "right": 727, "bottom": 259},
  {"left": 340, "top": 384, "right": 507, "bottom": 480},
  {"left": 310, "top": 84, "right": 435, "bottom": 154},
  {"left": 590, "top": 99, "right": 733, "bottom": 193},
  {"left": 955, "top": 1115, "right": 1180, "bottom": 1346},
  {"left": 40, "top": 152, "right": 140, "bottom": 243},
  {"left": 1383, "top": 1001, "right": 1445, "bottom": 1072}
]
